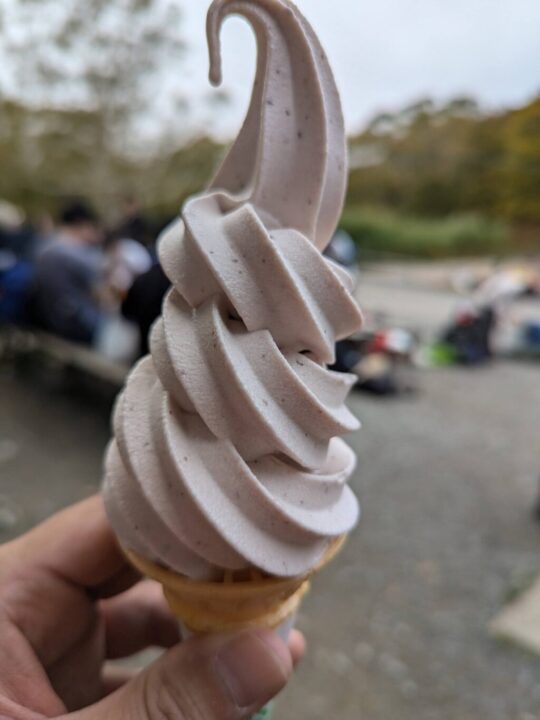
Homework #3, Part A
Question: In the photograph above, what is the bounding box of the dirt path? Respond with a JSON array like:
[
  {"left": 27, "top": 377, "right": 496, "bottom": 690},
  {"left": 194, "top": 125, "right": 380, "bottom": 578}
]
[{"left": 1, "top": 356, "right": 539, "bottom": 719}]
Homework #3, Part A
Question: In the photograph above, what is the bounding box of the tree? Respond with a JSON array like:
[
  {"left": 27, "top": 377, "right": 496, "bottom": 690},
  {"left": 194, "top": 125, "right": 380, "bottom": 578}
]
[
  {"left": 0, "top": 98, "right": 223, "bottom": 219},
  {"left": 500, "top": 98, "right": 540, "bottom": 222},
  {"left": 347, "top": 96, "right": 518, "bottom": 220},
  {"left": 0, "top": 0, "right": 187, "bottom": 156}
]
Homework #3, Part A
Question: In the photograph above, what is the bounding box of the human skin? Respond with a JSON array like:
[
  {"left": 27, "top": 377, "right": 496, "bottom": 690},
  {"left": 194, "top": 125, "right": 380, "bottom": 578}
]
[{"left": 0, "top": 496, "right": 304, "bottom": 720}]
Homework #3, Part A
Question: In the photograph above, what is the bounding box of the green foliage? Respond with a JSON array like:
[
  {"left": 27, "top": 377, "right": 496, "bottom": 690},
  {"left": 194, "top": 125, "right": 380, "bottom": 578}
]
[
  {"left": 0, "top": 99, "right": 224, "bottom": 220},
  {"left": 340, "top": 207, "right": 509, "bottom": 259},
  {"left": 0, "top": 101, "right": 108, "bottom": 213},
  {"left": 500, "top": 98, "right": 540, "bottom": 221},
  {"left": 347, "top": 97, "right": 507, "bottom": 220},
  {"left": 132, "top": 137, "right": 225, "bottom": 215}
]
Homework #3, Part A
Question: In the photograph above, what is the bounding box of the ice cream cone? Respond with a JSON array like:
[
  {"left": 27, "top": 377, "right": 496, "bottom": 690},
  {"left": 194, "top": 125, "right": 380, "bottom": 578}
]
[{"left": 124, "top": 535, "right": 346, "bottom": 635}]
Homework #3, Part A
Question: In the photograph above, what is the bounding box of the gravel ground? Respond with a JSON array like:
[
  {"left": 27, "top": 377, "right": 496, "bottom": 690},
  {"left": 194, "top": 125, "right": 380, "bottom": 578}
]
[{"left": 1, "top": 357, "right": 539, "bottom": 719}]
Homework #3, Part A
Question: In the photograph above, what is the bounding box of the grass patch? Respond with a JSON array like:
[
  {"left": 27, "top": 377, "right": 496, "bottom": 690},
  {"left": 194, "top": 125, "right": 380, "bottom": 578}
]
[{"left": 340, "top": 206, "right": 510, "bottom": 259}]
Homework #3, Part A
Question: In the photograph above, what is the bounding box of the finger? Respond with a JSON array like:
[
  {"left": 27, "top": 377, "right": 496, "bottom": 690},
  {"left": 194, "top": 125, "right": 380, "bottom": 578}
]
[
  {"left": 46, "top": 613, "right": 105, "bottom": 712},
  {"left": 102, "top": 581, "right": 180, "bottom": 659},
  {"left": 70, "top": 629, "right": 294, "bottom": 720},
  {"left": 288, "top": 629, "right": 306, "bottom": 667},
  {"left": 90, "top": 564, "right": 141, "bottom": 600},
  {"left": 9, "top": 496, "right": 134, "bottom": 593},
  {"left": 101, "top": 664, "right": 140, "bottom": 696}
]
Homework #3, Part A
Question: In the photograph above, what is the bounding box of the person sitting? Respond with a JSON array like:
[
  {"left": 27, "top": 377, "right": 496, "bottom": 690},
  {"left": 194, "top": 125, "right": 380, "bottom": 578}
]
[
  {"left": 29, "top": 201, "right": 105, "bottom": 345},
  {"left": 0, "top": 201, "right": 35, "bottom": 325},
  {"left": 121, "top": 262, "right": 171, "bottom": 357}
]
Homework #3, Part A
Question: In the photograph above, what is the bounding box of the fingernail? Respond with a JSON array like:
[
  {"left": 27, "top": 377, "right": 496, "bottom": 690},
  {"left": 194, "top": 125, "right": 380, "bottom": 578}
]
[{"left": 215, "top": 629, "right": 292, "bottom": 708}]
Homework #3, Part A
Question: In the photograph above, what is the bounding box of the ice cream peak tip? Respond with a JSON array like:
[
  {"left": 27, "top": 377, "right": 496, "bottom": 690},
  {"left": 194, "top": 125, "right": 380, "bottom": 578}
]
[{"left": 206, "top": 0, "right": 347, "bottom": 251}]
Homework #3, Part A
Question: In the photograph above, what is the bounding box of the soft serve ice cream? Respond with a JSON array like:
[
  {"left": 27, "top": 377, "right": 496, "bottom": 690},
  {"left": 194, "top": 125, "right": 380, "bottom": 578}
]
[{"left": 103, "top": 0, "right": 363, "bottom": 581}]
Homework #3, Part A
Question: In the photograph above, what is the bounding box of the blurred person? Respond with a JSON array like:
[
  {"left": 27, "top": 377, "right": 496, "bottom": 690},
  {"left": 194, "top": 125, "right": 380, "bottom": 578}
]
[
  {"left": 325, "top": 229, "right": 362, "bottom": 377},
  {"left": 119, "top": 216, "right": 176, "bottom": 357},
  {"left": 89, "top": 234, "right": 153, "bottom": 364},
  {"left": 0, "top": 200, "right": 25, "bottom": 250},
  {"left": 104, "top": 234, "right": 153, "bottom": 302},
  {"left": 121, "top": 261, "right": 170, "bottom": 356},
  {"left": 32, "top": 212, "right": 56, "bottom": 253},
  {"left": 324, "top": 229, "right": 358, "bottom": 268},
  {"left": 0, "top": 201, "right": 35, "bottom": 325},
  {"left": 0, "top": 200, "right": 36, "bottom": 261},
  {"left": 28, "top": 200, "right": 105, "bottom": 344},
  {"left": 0, "top": 496, "right": 304, "bottom": 719},
  {"left": 114, "top": 193, "right": 151, "bottom": 248}
]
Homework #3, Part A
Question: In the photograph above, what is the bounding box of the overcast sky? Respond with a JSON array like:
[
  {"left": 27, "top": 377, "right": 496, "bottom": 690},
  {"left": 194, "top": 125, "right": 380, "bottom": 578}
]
[
  {"left": 1, "top": 0, "right": 539, "bottom": 140},
  {"left": 176, "top": 0, "right": 540, "bottom": 138}
]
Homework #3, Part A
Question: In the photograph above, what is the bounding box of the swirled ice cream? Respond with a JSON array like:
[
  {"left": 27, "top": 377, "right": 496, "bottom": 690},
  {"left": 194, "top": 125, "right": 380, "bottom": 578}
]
[{"left": 103, "top": 0, "right": 363, "bottom": 580}]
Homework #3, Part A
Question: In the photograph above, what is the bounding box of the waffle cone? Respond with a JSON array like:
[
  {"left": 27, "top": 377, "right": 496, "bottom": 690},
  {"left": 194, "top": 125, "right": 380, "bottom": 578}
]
[{"left": 125, "top": 536, "right": 346, "bottom": 635}]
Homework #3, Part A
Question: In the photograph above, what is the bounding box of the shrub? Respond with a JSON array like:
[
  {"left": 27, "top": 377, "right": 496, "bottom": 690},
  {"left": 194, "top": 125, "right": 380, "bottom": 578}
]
[{"left": 340, "top": 206, "right": 510, "bottom": 259}]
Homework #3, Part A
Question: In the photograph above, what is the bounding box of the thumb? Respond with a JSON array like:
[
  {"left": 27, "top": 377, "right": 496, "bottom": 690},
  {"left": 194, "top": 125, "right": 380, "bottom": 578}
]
[{"left": 71, "top": 629, "right": 294, "bottom": 720}]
